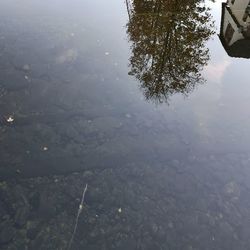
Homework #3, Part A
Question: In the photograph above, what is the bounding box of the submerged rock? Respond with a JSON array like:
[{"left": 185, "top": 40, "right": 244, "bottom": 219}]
[
  {"left": 27, "top": 221, "right": 43, "bottom": 240},
  {"left": 0, "top": 221, "right": 15, "bottom": 244},
  {"left": 14, "top": 205, "right": 29, "bottom": 227}
]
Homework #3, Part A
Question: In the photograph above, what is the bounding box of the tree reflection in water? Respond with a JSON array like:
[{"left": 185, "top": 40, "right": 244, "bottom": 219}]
[{"left": 126, "top": 0, "right": 215, "bottom": 103}]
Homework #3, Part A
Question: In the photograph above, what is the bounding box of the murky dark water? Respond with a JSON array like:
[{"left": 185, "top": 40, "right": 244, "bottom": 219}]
[{"left": 1, "top": 0, "right": 250, "bottom": 249}]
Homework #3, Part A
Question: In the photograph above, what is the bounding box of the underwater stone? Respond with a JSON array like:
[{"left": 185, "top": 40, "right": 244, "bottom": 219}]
[{"left": 0, "top": 221, "right": 15, "bottom": 244}]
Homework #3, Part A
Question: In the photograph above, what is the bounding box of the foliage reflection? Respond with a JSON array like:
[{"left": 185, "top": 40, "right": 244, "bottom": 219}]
[{"left": 126, "top": 0, "right": 215, "bottom": 102}]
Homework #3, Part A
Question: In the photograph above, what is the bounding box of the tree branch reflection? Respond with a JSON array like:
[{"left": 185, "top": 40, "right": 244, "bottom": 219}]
[{"left": 126, "top": 0, "right": 215, "bottom": 103}]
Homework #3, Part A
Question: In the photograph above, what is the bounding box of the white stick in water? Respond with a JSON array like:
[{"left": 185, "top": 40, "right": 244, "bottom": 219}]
[{"left": 67, "top": 183, "right": 88, "bottom": 250}]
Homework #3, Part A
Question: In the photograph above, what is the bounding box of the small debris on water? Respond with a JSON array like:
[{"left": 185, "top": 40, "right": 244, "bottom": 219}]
[
  {"left": 43, "top": 146, "right": 48, "bottom": 151},
  {"left": 105, "top": 52, "right": 109, "bottom": 56},
  {"left": 6, "top": 116, "right": 14, "bottom": 123},
  {"left": 118, "top": 208, "right": 122, "bottom": 213},
  {"left": 125, "top": 113, "right": 131, "bottom": 118}
]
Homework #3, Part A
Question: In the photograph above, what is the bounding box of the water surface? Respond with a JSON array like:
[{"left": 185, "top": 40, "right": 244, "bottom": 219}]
[{"left": 1, "top": 0, "right": 250, "bottom": 249}]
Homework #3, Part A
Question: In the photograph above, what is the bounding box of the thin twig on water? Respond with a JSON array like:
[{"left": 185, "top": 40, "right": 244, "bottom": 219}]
[{"left": 67, "top": 183, "right": 88, "bottom": 250}]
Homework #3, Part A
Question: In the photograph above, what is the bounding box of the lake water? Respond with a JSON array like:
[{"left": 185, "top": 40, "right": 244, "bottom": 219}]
[{"left": 1, "top": 0, "right": 250, "bottom": 249}]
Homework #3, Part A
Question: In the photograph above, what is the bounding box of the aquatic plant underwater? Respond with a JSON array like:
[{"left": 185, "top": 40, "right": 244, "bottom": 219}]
[{"left": 67, "top": 184, "right": 88, "bottom": 250}]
